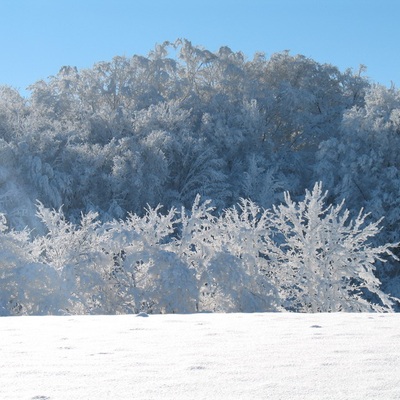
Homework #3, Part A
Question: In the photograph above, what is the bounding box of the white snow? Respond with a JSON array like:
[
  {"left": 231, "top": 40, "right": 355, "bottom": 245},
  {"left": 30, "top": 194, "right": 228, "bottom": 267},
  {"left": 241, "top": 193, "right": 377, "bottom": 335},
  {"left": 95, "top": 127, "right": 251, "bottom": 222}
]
[{"left": 1, "top": 313, "right": 400, "bottom": 399}]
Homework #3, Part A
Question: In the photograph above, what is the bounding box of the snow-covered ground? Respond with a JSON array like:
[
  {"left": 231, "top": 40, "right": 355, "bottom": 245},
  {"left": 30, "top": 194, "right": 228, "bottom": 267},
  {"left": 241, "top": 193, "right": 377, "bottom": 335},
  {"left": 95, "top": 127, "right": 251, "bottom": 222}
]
[{"left": 1, "top": 313, "right": 400, "bottom": 400}]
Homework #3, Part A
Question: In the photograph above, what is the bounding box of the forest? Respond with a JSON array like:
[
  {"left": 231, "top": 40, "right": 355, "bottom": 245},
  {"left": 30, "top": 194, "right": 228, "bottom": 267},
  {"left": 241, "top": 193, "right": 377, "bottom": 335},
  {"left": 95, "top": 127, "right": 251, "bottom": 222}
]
[{"left": 1, "top": 39, "right": 400, "bottom": 315}]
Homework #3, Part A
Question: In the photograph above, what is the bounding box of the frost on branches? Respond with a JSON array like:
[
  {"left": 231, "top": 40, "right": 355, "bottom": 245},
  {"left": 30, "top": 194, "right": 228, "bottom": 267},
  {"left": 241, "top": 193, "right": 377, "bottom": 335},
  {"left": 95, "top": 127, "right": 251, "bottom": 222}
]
[
  {"left": 0, "top": 184, "right": 398, "bottom": 315},
  {"left": 270, "top": 183, "right": 397, "bottom": 312}
]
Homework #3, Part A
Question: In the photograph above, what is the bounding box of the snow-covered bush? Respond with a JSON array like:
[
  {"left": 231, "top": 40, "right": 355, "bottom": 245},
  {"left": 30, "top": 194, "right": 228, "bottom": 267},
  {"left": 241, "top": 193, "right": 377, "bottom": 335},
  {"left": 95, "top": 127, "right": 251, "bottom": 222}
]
[
  {"left": 101, "top": 204, "right": 198, "bottom": 314},
  {"left": 0, "top": 185, "right": 398, "bottom": 315},
  {"left": 269, "top": 183, "right": 398, "bottom": 312},
  {"left": 0, "top": 213, "right": 63, "bottom": 315},
  {"left": 32, "top": 203, "right": 116, "bottom": 314}
]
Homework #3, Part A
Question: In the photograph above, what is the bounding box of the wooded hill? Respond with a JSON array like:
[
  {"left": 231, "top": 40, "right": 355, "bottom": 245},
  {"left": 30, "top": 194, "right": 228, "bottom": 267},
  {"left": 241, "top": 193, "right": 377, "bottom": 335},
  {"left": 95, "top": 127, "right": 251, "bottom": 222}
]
[{"left": 1, "top": 39, "right": 400, "bottom": 313}]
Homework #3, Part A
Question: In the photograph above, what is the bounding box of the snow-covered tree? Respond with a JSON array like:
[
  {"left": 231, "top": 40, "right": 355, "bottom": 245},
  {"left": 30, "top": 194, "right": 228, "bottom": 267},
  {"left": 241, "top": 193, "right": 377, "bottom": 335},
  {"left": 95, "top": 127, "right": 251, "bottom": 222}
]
[
  {"left": 314, "top": 84, "right": 400, "bottom": 298},
  {"left": 269, "top": 183, "right": 398, "bottom": 312},
  {"left": 0, "top": 213, "right": 63, "bottom": 315},
  {"left": 176, "top": 196, "right": 278, "bottom": 312},
  {"left": 101, "top": 204, "right": 197, "bottom": 314},
  {"left": 32, "top": 203, "right": 116, "bottom": 314}
]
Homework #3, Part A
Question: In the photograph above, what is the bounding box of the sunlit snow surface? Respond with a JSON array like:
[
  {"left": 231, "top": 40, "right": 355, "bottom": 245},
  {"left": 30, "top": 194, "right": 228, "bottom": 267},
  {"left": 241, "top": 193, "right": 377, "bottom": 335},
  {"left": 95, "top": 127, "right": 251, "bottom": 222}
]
[{"left": 1, "top": 313, "right": 400, "bottom": 399}]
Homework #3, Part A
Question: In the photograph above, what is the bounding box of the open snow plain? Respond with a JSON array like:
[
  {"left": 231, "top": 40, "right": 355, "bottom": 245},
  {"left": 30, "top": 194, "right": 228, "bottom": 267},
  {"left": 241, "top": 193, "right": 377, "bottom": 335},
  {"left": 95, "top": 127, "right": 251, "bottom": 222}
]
[{"left": 1, "top": 313, "right": 400, "bottom": 400}]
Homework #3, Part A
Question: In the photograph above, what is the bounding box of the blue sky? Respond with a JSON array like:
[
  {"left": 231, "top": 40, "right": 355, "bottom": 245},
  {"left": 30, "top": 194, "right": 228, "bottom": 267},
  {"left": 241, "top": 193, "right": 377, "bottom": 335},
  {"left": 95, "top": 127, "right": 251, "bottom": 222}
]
[{"left": 1, "top": 0, "right": 399, "bottom": 96}]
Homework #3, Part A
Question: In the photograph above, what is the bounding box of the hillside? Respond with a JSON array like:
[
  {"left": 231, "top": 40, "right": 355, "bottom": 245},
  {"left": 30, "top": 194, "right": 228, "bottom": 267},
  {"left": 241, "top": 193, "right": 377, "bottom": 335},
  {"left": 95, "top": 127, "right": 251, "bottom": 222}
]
[{"left": 0, "top": 40, "right": 400, "bottom": 314}]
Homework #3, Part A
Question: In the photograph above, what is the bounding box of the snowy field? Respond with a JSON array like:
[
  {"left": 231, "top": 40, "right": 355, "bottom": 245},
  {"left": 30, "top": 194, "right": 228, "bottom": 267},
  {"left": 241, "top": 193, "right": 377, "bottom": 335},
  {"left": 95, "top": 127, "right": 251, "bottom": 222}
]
[{"left": 1, "top": 313, "right": 400, "bottom": 400}]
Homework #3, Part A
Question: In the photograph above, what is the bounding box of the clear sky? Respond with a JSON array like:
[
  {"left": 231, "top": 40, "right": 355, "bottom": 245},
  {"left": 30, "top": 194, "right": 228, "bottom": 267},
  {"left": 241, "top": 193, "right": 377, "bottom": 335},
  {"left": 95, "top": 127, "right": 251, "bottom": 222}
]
[{"left": 1, "top": 0, "right": 399, "bottom": 96}]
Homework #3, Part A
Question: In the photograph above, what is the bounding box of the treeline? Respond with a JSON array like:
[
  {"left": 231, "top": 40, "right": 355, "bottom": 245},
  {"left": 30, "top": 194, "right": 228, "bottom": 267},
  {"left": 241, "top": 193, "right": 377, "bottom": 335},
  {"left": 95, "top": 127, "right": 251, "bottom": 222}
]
[{"left": 0, "top": 39, "right": 400, "bottom": 304}]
